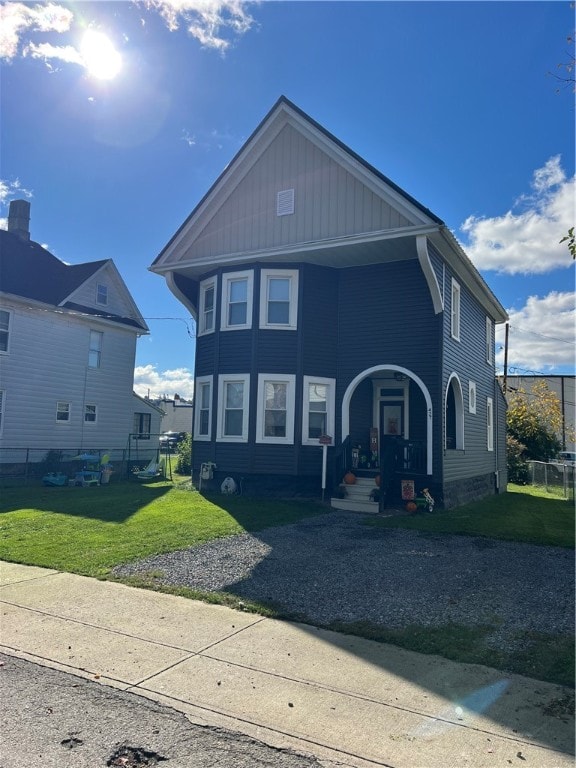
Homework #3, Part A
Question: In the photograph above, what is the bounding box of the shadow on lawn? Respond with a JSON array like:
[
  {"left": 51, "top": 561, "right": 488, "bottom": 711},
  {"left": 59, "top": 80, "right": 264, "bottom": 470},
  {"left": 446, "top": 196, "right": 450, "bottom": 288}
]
[{"left": 0, "top": 480, "right": 172, "bottom": 522}]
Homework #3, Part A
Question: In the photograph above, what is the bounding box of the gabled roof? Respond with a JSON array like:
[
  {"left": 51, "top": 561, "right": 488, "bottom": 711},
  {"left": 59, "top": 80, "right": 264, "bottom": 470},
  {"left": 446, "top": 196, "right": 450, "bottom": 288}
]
[{"left": 0, "top": 229, "right": 148, "bottom": 331}]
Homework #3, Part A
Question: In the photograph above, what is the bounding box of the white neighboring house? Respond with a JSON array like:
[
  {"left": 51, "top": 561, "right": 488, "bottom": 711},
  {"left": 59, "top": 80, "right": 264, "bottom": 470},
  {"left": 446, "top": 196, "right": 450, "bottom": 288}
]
[
  {"left": 155, "top": 395, "right": 193, "bottom": 434},
  {"left": 0, "top": 200, "right": 158, "bottom": 461}
]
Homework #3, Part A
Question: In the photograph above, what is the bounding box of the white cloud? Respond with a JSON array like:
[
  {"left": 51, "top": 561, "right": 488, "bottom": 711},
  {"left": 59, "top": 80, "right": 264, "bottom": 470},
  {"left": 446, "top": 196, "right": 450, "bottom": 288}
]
[
  {"left": 134, "top": 364, "right": 195, "bottom": 400},
  {"left": 495, "top": 292, "right": 575, "bottom": 373},
  {"left": 0, "top": 2, "right": 73, "bottom": 60},
  {"left": 461, "top": 156, "right": 575, "bottom": 275},
  {"left": 145, "top": 0, "right": 256, "bottom": 51},
  {"left": 0, "top": 178, "right": 33, "bottom": 206}
]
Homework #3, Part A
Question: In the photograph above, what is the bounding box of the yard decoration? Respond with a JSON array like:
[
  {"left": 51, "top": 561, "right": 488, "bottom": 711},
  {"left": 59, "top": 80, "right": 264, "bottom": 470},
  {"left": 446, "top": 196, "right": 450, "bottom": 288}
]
[
  {"left": 406, "top": 501, "right": 417, "bottom": 513},
  {"left": 343, "top": 471, "right": 357, "bottom": 485}
]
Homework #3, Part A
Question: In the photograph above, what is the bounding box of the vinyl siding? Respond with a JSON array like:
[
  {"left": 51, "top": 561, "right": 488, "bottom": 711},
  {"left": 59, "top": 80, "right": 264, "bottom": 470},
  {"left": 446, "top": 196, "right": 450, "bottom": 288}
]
[
  {"left": 442, "top": 266, "right": 499, "bottom": 483},
  {"left": 0, "top": 299, "right": 139, "bottom": 451},
  {"left": 192, "top": 124, "right": 413, "bottom": 260}
]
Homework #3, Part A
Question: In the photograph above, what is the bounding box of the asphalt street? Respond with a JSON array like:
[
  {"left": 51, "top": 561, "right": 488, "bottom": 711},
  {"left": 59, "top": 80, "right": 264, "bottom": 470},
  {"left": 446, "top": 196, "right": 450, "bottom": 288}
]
[{"left": 0, "top": 653, "right": 326, "bottom": 768}]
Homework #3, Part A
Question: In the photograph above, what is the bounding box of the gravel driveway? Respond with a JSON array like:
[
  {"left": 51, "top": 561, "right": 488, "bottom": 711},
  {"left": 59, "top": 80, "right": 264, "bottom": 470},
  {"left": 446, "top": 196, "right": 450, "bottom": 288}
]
[{"left": 113, "top": 511, "right": 574, "bottom": 652}]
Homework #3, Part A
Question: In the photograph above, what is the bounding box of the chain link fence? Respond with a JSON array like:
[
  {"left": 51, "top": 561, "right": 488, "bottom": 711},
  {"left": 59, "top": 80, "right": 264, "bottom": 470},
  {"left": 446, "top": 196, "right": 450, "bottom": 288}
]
[
  {"left": 527, "top": 460, "right": 575, "bottom": 502},
  {"left": 0, "top": 435, "right": 184, "bottom": 486}
]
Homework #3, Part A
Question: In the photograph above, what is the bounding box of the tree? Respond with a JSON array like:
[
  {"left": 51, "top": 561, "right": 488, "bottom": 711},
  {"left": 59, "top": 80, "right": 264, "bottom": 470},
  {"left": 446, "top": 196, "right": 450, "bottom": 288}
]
[
  {"left": 560, "top": 227, "right": 576, "bottom": 260},
  {"left": 506, "top": 381, "right": 563, "bottom": 461}
]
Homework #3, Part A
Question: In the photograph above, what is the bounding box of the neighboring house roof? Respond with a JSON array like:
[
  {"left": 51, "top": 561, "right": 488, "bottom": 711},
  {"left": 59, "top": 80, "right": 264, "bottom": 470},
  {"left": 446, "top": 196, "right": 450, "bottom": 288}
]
[
  {"left": 0, "top": 229, "right": 148, "bottom": 331},
  {"left": 151, "top": 95, "right": 507, "bottom": 324},
  {"left": 133, "top": 392, "right": 165, "bottom": 415}
]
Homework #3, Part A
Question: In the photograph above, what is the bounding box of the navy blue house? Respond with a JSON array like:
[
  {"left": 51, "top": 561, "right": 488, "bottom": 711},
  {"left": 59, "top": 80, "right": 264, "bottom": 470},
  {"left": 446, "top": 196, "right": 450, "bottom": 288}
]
[{"left": 150, "top": 97, "right": 508, "bottom": 509}]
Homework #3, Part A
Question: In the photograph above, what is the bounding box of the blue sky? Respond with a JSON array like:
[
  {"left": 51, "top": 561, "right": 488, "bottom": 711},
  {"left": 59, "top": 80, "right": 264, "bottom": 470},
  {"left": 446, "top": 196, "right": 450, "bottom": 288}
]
[{"left": 1, "top": 0, "right": 574, "bottom": 399}]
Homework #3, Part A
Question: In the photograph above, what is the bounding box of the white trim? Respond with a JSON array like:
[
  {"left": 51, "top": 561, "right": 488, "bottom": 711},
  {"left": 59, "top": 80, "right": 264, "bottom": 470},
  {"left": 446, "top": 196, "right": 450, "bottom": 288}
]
[
  {"left": 198, "top": 277, "right": 217, "bottom": 336},
  {"left": 256, "top": 374, "right": 295, "bottom": 444},
  {"left": 56, "top": 401, "right": 71, "bottom": 423},
  {"left": 342, "top": 365, "right": 433, "bottom": 475},
  {"left": 0, "top": 307, "right": 12, "bottom": 354},
  {"left": 486, "top": 316, "right": 493, "bottom": 365},
  {"left": 194, "top": 376, "right": 213, "bottom": 440},
  {"left": 259, "top": 269, "right": 299, "bottom": 330},
  {"left": 302, "top": 376, "right": 335, "bottom": 445},
  {"left": 221, "top": 270, "right": 253, "bottom": 331},
  {"left": 451, "top": 279, "right": 461, "bottom": 341},
  {"left": 416, "top": 235, "right": 443, "bottom": 314},
  {"left": 0, "top": 389, "right": 4, "bottom": 436},
  {"left": 469, "top": 381, "right": 477, "bottom": 414},
  {"left": 445, "top": 374, "right": 464, "bottom": 450},
  {"left": 217, "top": 374, "right": 250, "bottom": 442},
  {"left": 487, "top": 397, "right": 494, "bottom": 452}
]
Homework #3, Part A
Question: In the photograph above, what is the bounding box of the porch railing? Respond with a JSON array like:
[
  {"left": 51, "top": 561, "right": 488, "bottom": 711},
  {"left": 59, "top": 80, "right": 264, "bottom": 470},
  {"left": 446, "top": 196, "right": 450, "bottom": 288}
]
[{"left": 394, "top": 439, "right": 427, "bottom": 475}]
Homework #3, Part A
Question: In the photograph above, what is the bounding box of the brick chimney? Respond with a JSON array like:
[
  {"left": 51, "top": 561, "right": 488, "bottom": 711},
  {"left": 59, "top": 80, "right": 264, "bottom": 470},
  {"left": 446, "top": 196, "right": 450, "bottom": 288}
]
[{"left": 7, "top": 199, "right": 31, "bottom": 241}]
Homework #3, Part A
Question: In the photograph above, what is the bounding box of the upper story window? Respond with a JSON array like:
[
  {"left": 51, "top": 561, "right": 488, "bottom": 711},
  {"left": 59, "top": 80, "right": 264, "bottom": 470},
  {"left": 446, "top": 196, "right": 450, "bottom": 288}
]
[
  {"left": 259, "top": 269, "right": 299, "bottom": 330},
  {"left": 221, "top": 271, "right": 253, "bottom": 331},
  {"left": 469, "top": 381, "right": 477, "bottom": 414},
  {"left": 486, "top": 316, "right": 493, "bottom": 364},
  {"left": 256, "top": 374, "right": 295, "bottom": 444},
  {"left": 96, "top": 284, "right": 108, "bottom": 305},
  {"left": 302, "top": 376, "right": 335, "bottom": 444},
  {"left": 487, "top": 397, "right": 494, "bottom": 452},
  {"left": 195, "top": 376, "right": 212, "bottom": 440},
  {"left": 56, "top": 402, "right": 70, "bottom": 422},
  {"left": 198, "top": 278, "right": 216, "bottom": 335},
  {"left": 88, "top": 330, "right": 103, "bottom": 368},
  {"left": 217, "top": 374, "right": 250, "bottom": 441},
  {"left": 451, "top": 279, "right": 461, "bottom": 341},
  {"left": 0, "top": 309, "right": 11, "bottom": 353}
]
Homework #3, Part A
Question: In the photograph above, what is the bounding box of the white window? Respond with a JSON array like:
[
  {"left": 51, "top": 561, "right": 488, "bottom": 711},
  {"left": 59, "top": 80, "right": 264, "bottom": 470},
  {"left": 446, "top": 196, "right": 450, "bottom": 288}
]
[
  {"left": 469, "top": 381, "right": 477, "bottom": 414},
  {"left": 302, "top": 376, "right": 335, "bottom": 444},
  {"left": 88, "top": 330, "right": 103, "bottom": 368},
  {"left": 195, "top": 376, "right": 212, "bottom": 439},
  {"left": 217, "top": 374, "right": 250, "bottom": 441},
  {"left": 451, "top": 279, "right": 461, "bottom": 341},
  {"left": 256, "top": 374, "right": 295, "bottom": 444},
  {"left": 277, "top": 188, "right": 295, "bottom": 216},
  {"left": 84, "top": 404, "right": 97, "bottom": 423},
  {"left": 486, "top": 316, "right": 493, "bottom": 364},
  {"left": 198, "top": 278, "right": 216, "bottom": 335},
  {"left": 96, "top": 284, "right": 108, "bottom": 305},
  {"left": 221, "top": 271, "right": 253, "bottom": 330},
  {"left": 445, "top": 375, "right": 464, "bottom": 450},
  {"left": 487, "top": 397, "right": 494, "bottom": 451},
  {"left": 0, "top": 390, "right": 4, "bottom": 435},
  {"left": 0, "top": 309, "right": 11, "bottom": 353},
  {"left": 56, "top": 402, "right": 70, "bottom": 422},
  {"left": 259, "top": 269, "right": 299, "bottom": 330}
]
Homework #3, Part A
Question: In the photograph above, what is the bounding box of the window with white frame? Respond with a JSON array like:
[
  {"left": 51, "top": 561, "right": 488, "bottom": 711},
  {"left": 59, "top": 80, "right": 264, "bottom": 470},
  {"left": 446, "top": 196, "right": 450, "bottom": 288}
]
[
  {"left": 198, "top": 278, "right": 216, "bottom": 335},
  {"left": 217, "top": 374, "right": 250, "bottom": 441},
  {"left": 469, "top": 381, "right": 477, "bottom": 414},
  {"left": 259, "top": 269, "right": 298, "bottom": 330},
  {"left": 451, "top": 279, "right": 461, "bottom": 341},
  {"left": 88, "top": 330, "right": 103, "bottom": 368},
  {"left": 445, "top": 375, "right": 464, "bottom": 450},
  {"left": 84, "top": 404, "right": 97, "bottom": 423},
  {"left": 195, "top": 376, "right": 212, "bottom": 439},
  {"left": 56, "top": 402, "right": 70, "bottom": 422},
  {"left": 302, "top": 376, "right": 335, "bottom": 443},
  {"left": 486, "top": 316, "right": 493, "bottom": 364},
  {"left": 0, "top": 390, "right": 4, "bottom": 434},
  {"left": 96, "top": 284, "right": 108, "bottom": 305},
  {"left": 256, "top": 374, "right": 295, "bottom": 444},
  {"left": 0, "top": 309, "right": 11, "bottom": 353},
  {"left": 487, "top": 397, "right": 494, "bottom": 451},
  {"left": 221, "top": 271, "right": 253, "bottom": 330}
]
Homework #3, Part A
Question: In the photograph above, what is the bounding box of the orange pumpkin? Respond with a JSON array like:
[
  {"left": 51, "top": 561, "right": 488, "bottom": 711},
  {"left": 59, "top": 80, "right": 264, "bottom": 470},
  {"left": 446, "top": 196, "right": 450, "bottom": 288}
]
[
  {"left": 406, "top": 501, "right": 417, "bottom": 513},
  {"left": 375, "top": 474, "right": 381, "bottom": 487},
  {"left": 343, "top": 471, "right": 356, "bottom": 485}
]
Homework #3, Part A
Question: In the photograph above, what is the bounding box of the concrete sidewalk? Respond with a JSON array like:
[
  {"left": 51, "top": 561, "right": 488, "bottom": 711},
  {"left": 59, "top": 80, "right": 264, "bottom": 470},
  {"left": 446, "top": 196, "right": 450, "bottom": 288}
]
[{"left": 1, "top": 561, "right": 573, "bottom": 768}]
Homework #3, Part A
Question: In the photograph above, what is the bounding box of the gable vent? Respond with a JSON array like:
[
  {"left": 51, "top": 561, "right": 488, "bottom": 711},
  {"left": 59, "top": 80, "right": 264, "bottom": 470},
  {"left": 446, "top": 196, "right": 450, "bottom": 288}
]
[{"left": 277, "top": 189, "right": 295, "bottom": 216}]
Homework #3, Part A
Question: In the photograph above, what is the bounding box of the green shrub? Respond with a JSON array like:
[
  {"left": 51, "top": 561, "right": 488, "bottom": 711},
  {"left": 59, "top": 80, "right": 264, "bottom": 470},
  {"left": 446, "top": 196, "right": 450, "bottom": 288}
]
[
  {"left": 506, "top": 435, "right": 530, "bottom": 484},
  {"left": 176, "top": 433, "right": 192, "bottom": 474}
]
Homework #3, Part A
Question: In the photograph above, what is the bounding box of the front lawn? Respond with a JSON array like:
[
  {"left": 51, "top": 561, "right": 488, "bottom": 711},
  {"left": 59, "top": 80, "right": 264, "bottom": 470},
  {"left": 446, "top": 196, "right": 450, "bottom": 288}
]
[
  {"left": 0, "top": 477, "right": 328, "bottom": 577},
  {"left": 367, "top": 483, "right": 575, "bottom": 548}
]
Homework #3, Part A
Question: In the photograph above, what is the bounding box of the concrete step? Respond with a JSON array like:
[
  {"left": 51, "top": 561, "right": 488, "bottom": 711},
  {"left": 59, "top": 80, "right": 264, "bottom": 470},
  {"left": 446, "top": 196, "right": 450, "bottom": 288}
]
[{"left": 330, "top": 497, "right": 380, "bottom": 514}]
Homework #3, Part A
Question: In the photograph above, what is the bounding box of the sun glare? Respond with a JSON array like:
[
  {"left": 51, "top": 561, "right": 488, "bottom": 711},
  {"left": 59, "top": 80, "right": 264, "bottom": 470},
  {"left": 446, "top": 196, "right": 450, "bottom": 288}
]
[{"left": 81, "top": 30, "right": 122, "bottom": 80}]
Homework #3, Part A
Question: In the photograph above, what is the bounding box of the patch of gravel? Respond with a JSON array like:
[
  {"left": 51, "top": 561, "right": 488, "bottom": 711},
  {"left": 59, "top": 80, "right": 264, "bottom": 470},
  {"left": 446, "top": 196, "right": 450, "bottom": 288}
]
[{"left": 112, "top": 511, "right": 575, "bottom": 652}]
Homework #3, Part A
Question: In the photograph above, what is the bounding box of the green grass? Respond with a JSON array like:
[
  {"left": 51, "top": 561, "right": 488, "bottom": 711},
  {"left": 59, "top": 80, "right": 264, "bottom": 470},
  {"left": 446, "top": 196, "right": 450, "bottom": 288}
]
[
  {"left": 1, "top": 479, "right": 573, "bottom": 687},
  {"left": 0, "top": 477, "right": 329, "bottom": 577},
  {"left": 366, "top": 483, "right": 575, "bottom": 548}
]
